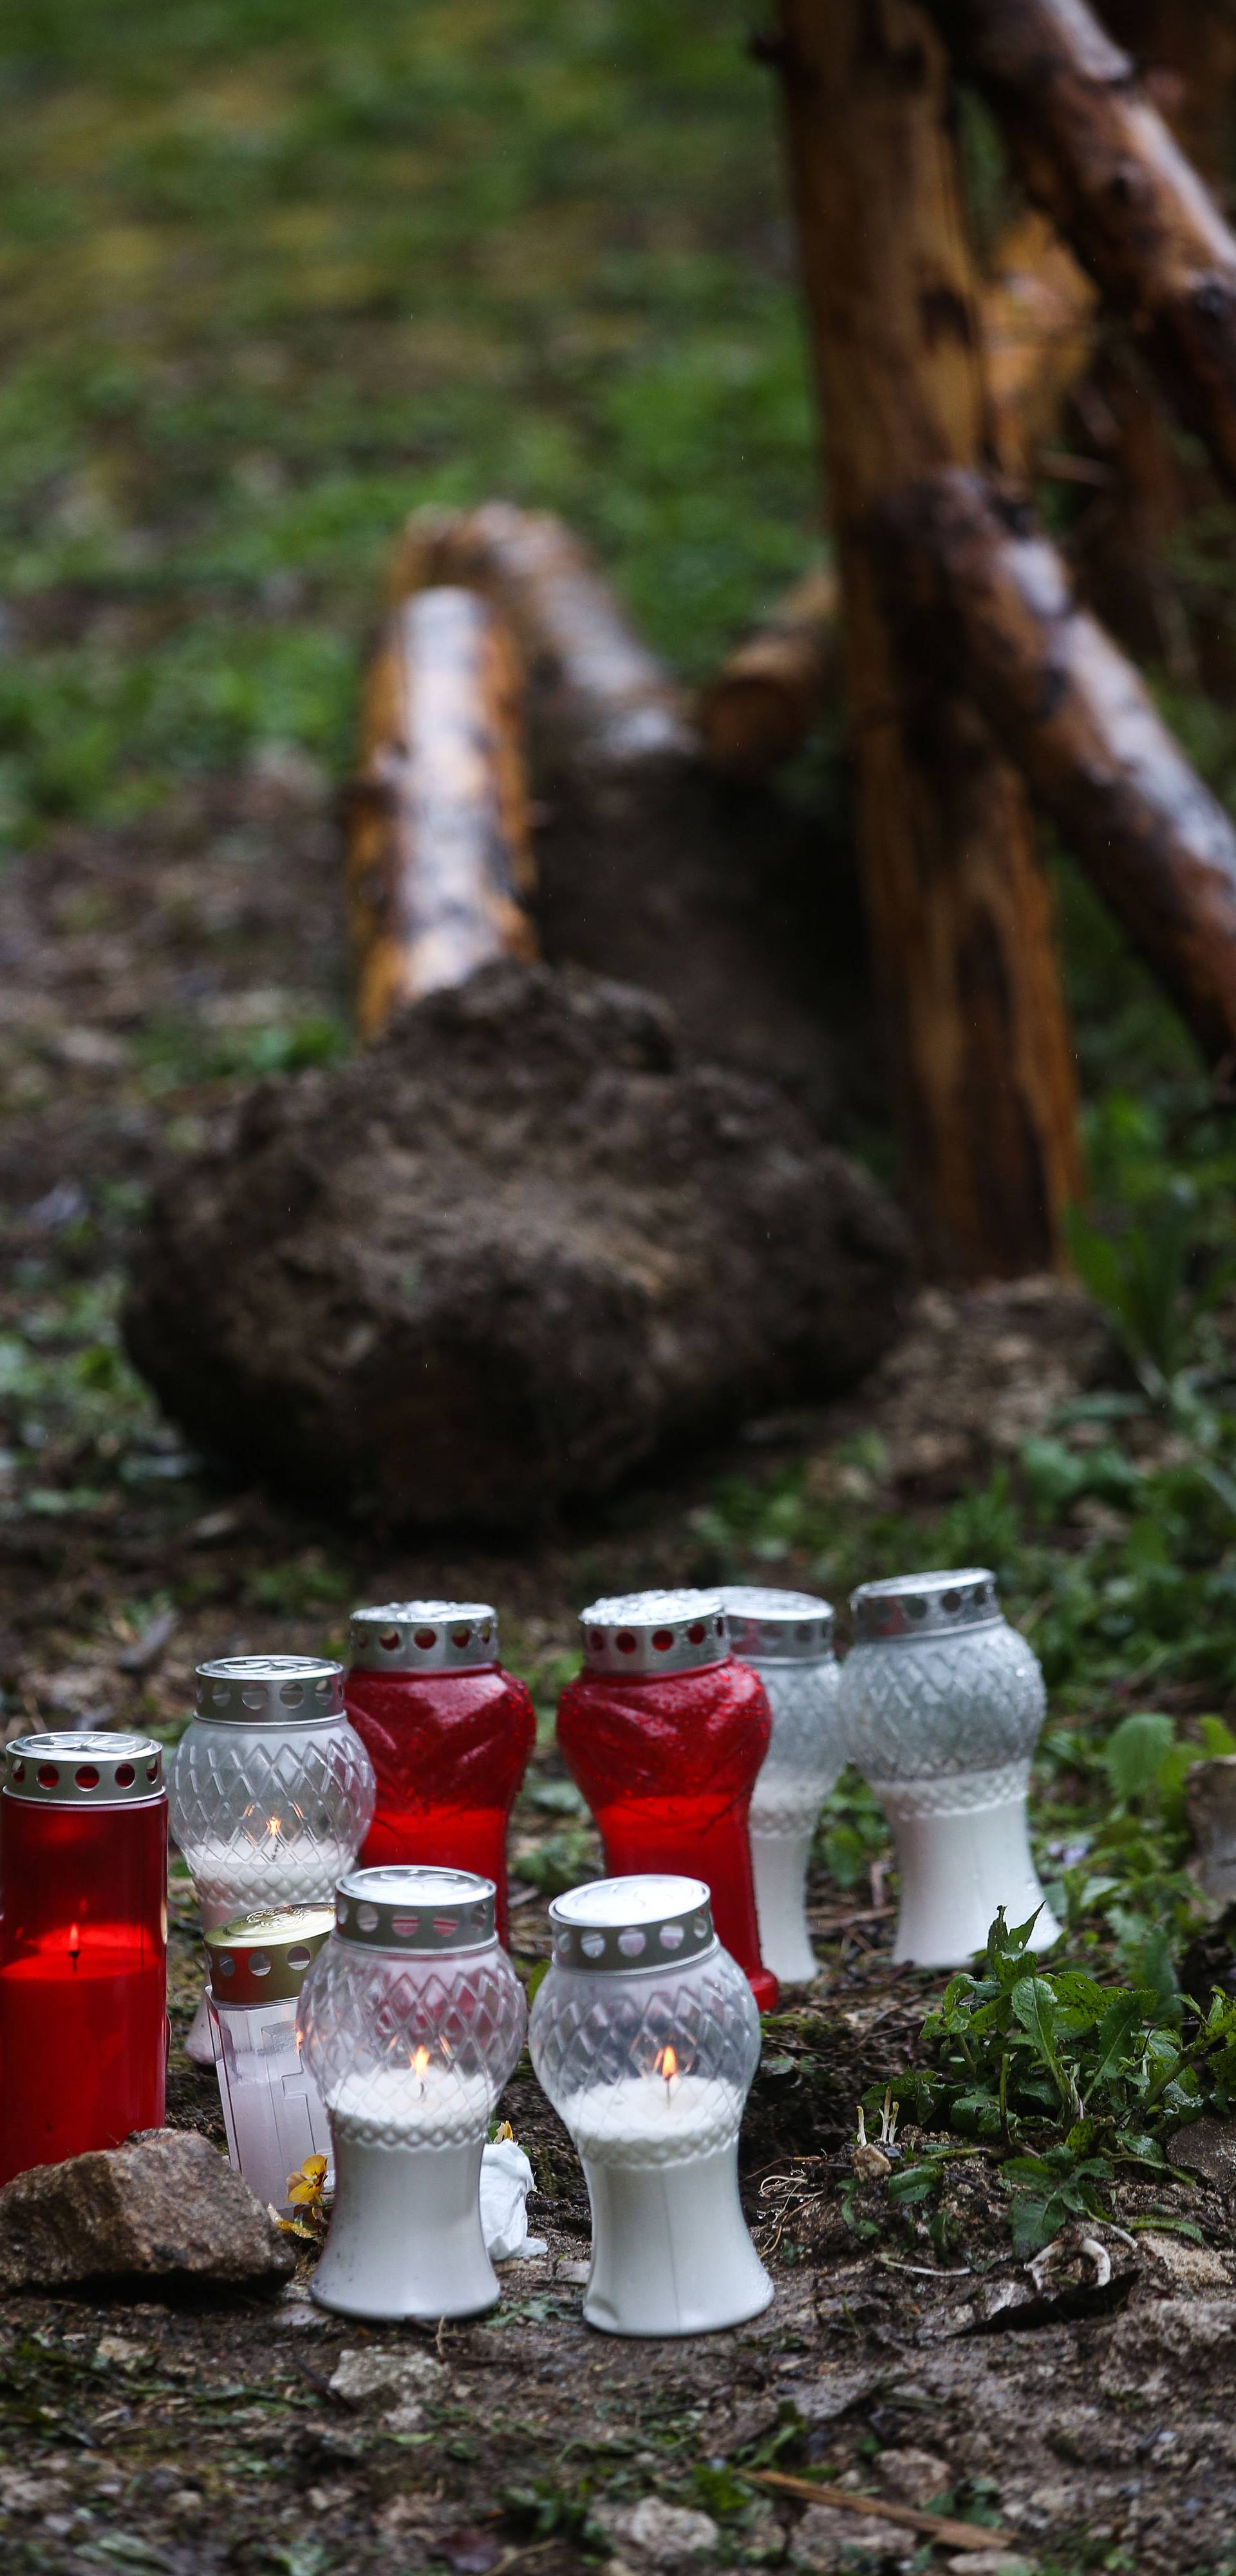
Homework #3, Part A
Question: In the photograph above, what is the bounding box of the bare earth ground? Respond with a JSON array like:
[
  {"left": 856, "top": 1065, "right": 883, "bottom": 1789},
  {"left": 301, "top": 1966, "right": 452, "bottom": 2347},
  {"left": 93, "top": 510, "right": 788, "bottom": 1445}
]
[{"left": 3, "top": 785, "right": 1236, "bottom": 2576}]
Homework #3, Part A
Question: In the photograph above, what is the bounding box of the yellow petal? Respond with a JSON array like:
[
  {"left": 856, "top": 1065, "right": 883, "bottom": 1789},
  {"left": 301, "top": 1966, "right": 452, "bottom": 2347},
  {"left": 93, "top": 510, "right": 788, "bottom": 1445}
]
[{"left": 302, "top": 2156, "right": 328, "bottom": 2181}]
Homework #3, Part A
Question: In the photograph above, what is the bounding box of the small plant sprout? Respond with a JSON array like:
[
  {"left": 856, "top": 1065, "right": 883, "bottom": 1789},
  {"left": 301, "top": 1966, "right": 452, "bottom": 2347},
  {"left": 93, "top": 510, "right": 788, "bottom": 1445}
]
[{"left": 852, "top": 2101, "right": 893, "bottom": 2184}]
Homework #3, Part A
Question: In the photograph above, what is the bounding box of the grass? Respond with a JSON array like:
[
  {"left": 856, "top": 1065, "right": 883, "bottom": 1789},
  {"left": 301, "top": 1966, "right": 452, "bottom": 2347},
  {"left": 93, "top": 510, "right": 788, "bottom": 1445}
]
[{"left": 0, "top": 0, "right": 814, "bottom": 848}]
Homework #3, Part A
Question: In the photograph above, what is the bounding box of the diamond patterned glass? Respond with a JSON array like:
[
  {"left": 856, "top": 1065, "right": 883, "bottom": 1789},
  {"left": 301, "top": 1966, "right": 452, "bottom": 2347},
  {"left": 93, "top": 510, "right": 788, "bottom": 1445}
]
[
  {"left": 836, "top": 1609, "right": 1045, "bottom": 1786},
  {"left": 530, "top": 1942, "right": 760, "bottom": 2169},
  {"left": 750, "top": 1654, "right": 844, "bottom": 1835},
  {"left": 298, "top": 1936, "right": 525, "bottom": 2148},
  {"left": 169, "top": 1716, "right": 376, "bottom": 1919}
]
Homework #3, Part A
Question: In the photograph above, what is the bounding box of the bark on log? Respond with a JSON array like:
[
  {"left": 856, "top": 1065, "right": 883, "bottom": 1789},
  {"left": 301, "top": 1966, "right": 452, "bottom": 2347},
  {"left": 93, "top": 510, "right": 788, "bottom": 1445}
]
[
  {"left": 345, "top": 587, "right": 536, "bottom": 1040},
  {"left": 698, "top": 208, "right": 1098, "bottom": 779},
  {"left": 773, "top": 0, "right": 1082, "bottom": 1279},
  {"left": 387, "top": 502, "right": 875, "bottom": 1128},
  {"left": 877, "top": 465, "right": 1236, "bottom": 1065},
  {"left": 925, "top": 0, "right": 1236, "bottom": 499}
]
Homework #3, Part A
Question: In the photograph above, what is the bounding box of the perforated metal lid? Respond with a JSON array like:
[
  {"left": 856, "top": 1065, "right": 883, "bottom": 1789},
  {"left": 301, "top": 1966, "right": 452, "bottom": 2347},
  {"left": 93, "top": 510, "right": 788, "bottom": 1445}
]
[
  {"left": 348, "top": 1602, "right": 498, "bottom": 1674},
  {"left": 550, "top": 1874, "right": 715, "bottom": 1973},
  {"left": 205, "top": 1905, "right": 334, "bottom": 2007},
  {"left": 579, "top": 1590, "right": 728, "bottom": 1677},
  {"left": 850, "top": 1568, "right": 1001, "bottom": 1643},
  {"left": 4, "top": 1731, "right": 164, "bottom": 1806},
  {"left": 333, "top": 1864, "right": 496, "bottom": 1953},
  {"left": 194, "top": 1656, "right": 344, "bottom": 1722},
  {"left": 722, "top": 1586, "right": 834, "bottom": 1663}
]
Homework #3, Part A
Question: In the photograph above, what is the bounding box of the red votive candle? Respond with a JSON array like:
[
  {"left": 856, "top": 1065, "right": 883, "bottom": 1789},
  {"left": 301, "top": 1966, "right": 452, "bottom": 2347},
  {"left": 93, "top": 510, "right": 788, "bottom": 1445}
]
[
  {"left": 556, "top": 1591, "right": 778, "bottom": 2012},
  {"left": 344, "top": 1603, "right": 535, "bottom": 1945},
  {"left": 0, "top": 1731, "right": 167, "bottom": 2184}
]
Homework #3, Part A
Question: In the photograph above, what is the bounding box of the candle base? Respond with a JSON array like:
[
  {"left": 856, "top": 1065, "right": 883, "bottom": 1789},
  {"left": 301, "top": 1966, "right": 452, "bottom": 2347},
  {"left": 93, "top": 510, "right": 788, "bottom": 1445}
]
[
  {"left": 310, "top": 2134, "right": 500, "bottom": 2322},
  {"left": 579, "top": 2144, "right": 772, "bottom": 2337},
  {"left": 879, "top": 1769, "right": 1060, "bottom": 1967},
  {"left": 750, "top": 1827, "right": 818, "bottom": 1986}
]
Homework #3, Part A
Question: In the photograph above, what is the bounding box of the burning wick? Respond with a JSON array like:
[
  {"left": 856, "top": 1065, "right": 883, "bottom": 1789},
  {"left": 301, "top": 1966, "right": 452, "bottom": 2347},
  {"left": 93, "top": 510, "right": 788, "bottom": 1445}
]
[
  {"left": 411, "top": 2044, "right": 431, "bottom": 2094},
  {"left": 68, "top": 1921, "right": 81, "bottom": 1973},
  {"left": 266, "top": 1817, "right": 282, "bottom": 1842},
  {"left": 657, "top": 2043, "right": 679, "bottom": 2103}
]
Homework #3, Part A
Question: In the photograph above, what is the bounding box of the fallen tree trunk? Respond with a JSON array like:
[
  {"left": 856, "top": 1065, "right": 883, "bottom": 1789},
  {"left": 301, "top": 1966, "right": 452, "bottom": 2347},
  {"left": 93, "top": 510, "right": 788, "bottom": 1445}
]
[
  {"left": 772, "top": 0, "right": 1082, "bottom": 1279},
  {"left": 877, "top": 466, "right": 1236, "bottom": 1065},
  {"left": 386, "top": 502, "right": 875, "bottom": 1126},
  {"left": 345, "top": 587, "right": 536, "bottom": 1039},
  {"left": 925, "top": 0, "right": 1236, "bottom": 499}
]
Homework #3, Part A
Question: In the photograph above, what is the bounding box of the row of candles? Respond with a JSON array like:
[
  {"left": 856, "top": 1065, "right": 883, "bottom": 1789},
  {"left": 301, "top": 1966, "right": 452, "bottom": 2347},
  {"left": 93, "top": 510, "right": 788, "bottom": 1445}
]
[{"left": 0, "top": 1572, "right": 1057, "bottom": 2335}]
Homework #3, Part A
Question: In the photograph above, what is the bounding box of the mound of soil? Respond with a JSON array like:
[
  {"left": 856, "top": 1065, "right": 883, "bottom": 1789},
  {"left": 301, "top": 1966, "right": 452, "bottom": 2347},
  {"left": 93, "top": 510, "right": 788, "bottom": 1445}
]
[{"left": 124, "top": 961, "right": 911, "bottom": 1531}]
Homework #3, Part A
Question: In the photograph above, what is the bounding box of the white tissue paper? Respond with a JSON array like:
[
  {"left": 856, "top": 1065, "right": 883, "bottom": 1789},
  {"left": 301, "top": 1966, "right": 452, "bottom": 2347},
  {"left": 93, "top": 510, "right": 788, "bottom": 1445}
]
[{"left": 480, "top": 2137, "right": 547, "bottom": 2260}]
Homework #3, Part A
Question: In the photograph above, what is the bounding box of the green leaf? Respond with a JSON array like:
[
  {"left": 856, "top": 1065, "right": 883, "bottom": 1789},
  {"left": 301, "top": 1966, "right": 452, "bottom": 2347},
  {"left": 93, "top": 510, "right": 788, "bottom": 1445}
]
[
  {"left": 1103, "top": 1711, "right": 1176, "bottom": 1803},
  {"left": 1010, "top": 1976, "right": 1066, "bottom": 2086},
  {"left": 1087, "top": 1990, "right": 1150, "bottom": 2092}
]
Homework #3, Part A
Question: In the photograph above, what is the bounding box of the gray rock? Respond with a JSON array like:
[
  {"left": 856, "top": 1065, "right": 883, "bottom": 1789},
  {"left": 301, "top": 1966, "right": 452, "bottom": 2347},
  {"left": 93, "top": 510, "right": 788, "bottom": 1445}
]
[
  {"left": 1168, "top": 2116, "right": 1236, "bottom": 2187},
  {"left": 0, "top": 2129, "right": 294, "bottom": 2293},
  {"left": 595, "top": 2498, "right": 720, "bottom": 2566},
  {"left": 328, "top": 2346, "right": 448, "bottom": 2431},
  {"left": 124, "top": 962, "right": 911, "bottom": 1530},
  {"left": 1098, "top": 2297, "right": 1236, "bottom": 2400},
  {"left": 786, "top": 2502, "right": 910, "bottom": 2570}
]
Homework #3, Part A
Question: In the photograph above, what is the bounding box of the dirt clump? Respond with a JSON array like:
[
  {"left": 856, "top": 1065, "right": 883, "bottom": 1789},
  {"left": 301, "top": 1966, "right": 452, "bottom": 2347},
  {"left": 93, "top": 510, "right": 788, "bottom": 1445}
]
[{"left": 124, "top": 960, "right": 911, "bottom": 1532}]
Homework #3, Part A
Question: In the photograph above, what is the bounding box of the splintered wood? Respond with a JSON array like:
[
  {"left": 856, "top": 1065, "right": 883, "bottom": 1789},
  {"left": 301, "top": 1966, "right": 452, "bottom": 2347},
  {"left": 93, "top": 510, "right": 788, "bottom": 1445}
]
[{"left": 346, "top": 587, "right": 536, "bottom": 1041}]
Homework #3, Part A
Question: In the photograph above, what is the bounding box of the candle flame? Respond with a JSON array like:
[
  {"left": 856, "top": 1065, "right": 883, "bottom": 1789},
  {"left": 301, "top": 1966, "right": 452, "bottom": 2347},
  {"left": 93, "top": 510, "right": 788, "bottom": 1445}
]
[
  {"left": 412, "top": 2045, "right": 431, "bottom": 2076},
  {"left": 658, "top": 2045, "right": 678, "bottom": 2082},
  {"left": 68, "top": 1921, "right": 81, "bottom": 1973},
  {"left": 266, "top": 1816, "right": 282, "bottom": 1840}
]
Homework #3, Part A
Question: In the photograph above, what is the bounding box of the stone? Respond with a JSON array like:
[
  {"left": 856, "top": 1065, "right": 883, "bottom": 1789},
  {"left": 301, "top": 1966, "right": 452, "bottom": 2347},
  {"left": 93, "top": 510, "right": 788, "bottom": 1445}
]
[
  {"left": 1138, "top": 2231, "right": 1231, "bottom": 2290},
  {"left": 0, "top": 2129, "right": 293, "bottom": 2293},
  {"left": 787, "top": 2503, "right": 910, "bottom": 2569},
  {"left": 328, "top": 2345, "right": 448, "bottom": 2431},
  {"left": 1168, "top": 2116, "right": 1236, "bottom": 2187},
  {"left": 872, "top": 2449, "right": 953, "bottom": 2507},
  {"left": 124, "top": 961, "right": 911, "bottom": 1531},
  {"left": 596, "top": 2498, "right": 720, "bottom": 2566},
  {"left": 944, "top": 2558, "right": 1036, "bottom": 2575},
  {"left": 1098, "top": 2297, "right": 1236, "bottom": 2401},
  {"left": 1186, "top": 1760, "right": 1236, "bottom": 1902}
]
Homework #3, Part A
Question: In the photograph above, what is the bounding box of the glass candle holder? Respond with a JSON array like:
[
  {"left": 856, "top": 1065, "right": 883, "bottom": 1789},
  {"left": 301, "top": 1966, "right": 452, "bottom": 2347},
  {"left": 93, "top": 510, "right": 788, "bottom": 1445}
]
[
  {"left": 205, "top": 1906, "right": 334, "bottom": 2214},
  {"left": 722, "top": 1588, "right": 841, "bottom": 1986},
  {"left": 530, "top": 1874, "right": 771, "bottom": 2338},
  {"left": 298, "top": 1864, "right": 526, "bottom": 2322},
  {"left": 836, "top": 1567, "right": 1060, "bottom": 1967},
  {"left": 169, "top": 1656, "right": 375, "bottom": 2065},
  {"left": 0, "top": 1732, "right": 167, "bottom": 2185},
  {"left": 556, "top": 1591, "right": 777, "bottom": 2012},
  {"left": 344, "top": 1602, "right": 534, "bottom": 1944}
]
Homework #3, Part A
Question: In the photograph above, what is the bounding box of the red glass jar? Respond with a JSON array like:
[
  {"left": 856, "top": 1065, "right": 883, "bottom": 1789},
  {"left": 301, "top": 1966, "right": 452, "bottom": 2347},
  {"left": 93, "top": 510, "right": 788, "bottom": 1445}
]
[
  {"left": 0, "top": 1731, "right": 167, "bottom": 2184},
  {"left": 556, "top": 1591, "right": 778, "bottom": 2012},
  {"left": 344, "top": 1603, "right": 535, "bottom": 1946}
]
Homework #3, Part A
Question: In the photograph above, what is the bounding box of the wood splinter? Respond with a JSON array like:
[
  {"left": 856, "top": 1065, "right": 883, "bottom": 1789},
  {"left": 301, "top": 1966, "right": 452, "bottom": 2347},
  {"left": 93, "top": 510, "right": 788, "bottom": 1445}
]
[{"left": 345, "top": 587, "right": 537, "bottom": 1041}]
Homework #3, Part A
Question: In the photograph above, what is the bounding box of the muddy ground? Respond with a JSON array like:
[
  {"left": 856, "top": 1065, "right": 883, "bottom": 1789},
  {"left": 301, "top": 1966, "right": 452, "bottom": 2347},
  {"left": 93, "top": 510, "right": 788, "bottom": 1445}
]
[{"left": 3, "top": 783, "right": 1236, "bottom": 2576}]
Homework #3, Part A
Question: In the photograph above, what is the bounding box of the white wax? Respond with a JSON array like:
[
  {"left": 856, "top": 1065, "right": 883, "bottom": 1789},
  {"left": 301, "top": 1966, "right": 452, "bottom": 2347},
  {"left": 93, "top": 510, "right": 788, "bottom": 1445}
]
[
  {"left": 561, "top": 2072, "right": 744, "bottom": 2165},
  {"left": 327, "top": 2060, "right": 494, "bottom": 2148},
  {"left": 183, "top": 1829, "right": 357, "bottom": 1918}
]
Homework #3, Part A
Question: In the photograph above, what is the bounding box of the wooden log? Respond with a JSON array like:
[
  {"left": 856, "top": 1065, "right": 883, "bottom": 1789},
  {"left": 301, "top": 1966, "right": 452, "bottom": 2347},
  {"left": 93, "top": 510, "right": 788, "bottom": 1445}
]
[
  {"left": 345, "top": 587, "right": 536, "bottom": 1041},
  {"left": 388, "top": 500, "right": 692, "bottom": 772},
  {"left": 698, "top": 211, "right": 1097, "bottom": 779},
  {"left": 387, "top": 501, "right": 874, "bottom": 1127},
  {"left": 877, "top": 465, "right": 1236, "bottom": 1065},
  {"left": 924, "top": 0, "right": 1236, "bottom": 499},
  {"left": 771, "top": 0, "right": 1082, "bottom": 1280},
  {"left": 697, "top": 564, "right": 840, "bottom": 777}
]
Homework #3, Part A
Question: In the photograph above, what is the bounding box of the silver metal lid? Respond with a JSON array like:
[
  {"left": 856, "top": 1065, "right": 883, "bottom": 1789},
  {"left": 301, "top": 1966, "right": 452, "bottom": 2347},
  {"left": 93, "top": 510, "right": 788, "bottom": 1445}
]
[
  {"left": 722, "top": 1586, "right": 835, "bottom": 1663},
  {"left": 850, "top": 1568, "right": 1001, "bottom": 1643},
  {"left": 550, "top": 1875, "right": 715, "bottom": 1972},
  {"left": 333, "top": 1864, "right": 496, "bottom": 1953},
  {"left": 194, "top": 1656, "right": 344, "bottom": 1722},
  {"left": 579, "top": 1590, "right": 728, "bottom": 1677},
  {"left": 205, "top": 1905, "right": 334, "bottom": 2007},
  {"left": 4, "top": 1731, "right": 164, "bottom": 1806},
  {"left": 348, "top": 1602, "right": 498, "bottom": 1674}
]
